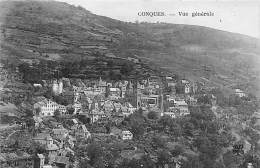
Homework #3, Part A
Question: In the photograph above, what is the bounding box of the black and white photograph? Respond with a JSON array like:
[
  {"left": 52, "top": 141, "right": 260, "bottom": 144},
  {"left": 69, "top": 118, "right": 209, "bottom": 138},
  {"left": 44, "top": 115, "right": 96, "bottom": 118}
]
[{"left": 0, "top": 0, "right": 259, "bottom": 168}]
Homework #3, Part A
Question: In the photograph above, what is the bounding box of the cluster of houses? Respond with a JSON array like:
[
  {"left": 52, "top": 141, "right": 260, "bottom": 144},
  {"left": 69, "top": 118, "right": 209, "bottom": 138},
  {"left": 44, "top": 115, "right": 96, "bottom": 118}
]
[
  {"left": 32, "top": 75, "right": 213, "bottom": 123},
  {"left": 34, "top": 99, "right": 67, "bottom": 117},
  {"left": 5, "top": 117, "right": 133, "bottom": 168},
  {"left": 17, "top": 77, "right": 138, "bottom": 167},
  {"left": 137, "top": 76, "right": 162, "bottom": 111},
  {"left": 164, "top": 96, "right": 190, "bottom": 118},
  {"left": 6, "top": 67, "right": 247, "bottom": 124},
  {"left": 0, "top": 152, "right": 34, "bottom": 168},
  {"left": 163, "top": 77, "right": 196, "bottom": 118},
  {"left": 33, "top": 77, "right": 137, "bottom": 124},
  {"left": 1, "top": 68, "right": 251, "bottom": 168},
  {"left": 0, "top": 65, "right": 23, "bottom": 83},
  {"left": 235, "top": 88, "right": 246, "bottom": 98},
  {"left": 31, "top": 120, "right": 91, "bottom": 168}
]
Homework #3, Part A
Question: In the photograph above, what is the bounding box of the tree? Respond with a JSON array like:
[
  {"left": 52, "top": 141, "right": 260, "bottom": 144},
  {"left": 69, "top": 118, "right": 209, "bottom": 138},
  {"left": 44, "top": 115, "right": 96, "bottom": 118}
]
[
  {"left": 194, "top": 136, "right": 220, "bottom": 161},
  {"left": 199, "top": 153, "right": 216, "bottom": 168},
  {"left": 79, "top": 157, "right": 91, "bottom": 168},
  {"left": 108, "top": 70, "right": 116, "bottom": 80},
  {"left": 44, "top": 89, "right": 53, "bottom": 99},
  {"left": 182, "top": 156, "right": 201, "bottom": 168},
  {"left": 157, "top": 150, "right": 172, "bottom": 167},
  {"left": 35, "top": 107, "right": 41, "bottom": 116},
  {"left": 239, "top": 154, "right": 260, "bottom": 168},
  {"left": 125, "top": 112, "right": 146, "bottom": 138},
  {"left": 130, "top": 122, "right": 145, "bottom": 139},
  {"left": 175, "top": 82, "right": 184, "bottom": 94},
  {"left": 183, "top": 122, "right": 195, "bottom": 136},
  {"left": 25, "top": 118, "right": 35, "bottom": 128},
  {"left": 54, "top": 95, "right": 69, "bottom": 106},
  {"left": 105, "top": 60, "right": 113, "bottom": 68},
  {"left": 170, "top": 145, "right": 184, "bottom": 157},
  {"left": 152, "top": 135, "right": 167, "bottom": 148},
  {"left": 120, "top": 63, "right": 133, "bottom": 75},
  {"left": 189, "top": 106, "right": 200, "bottom": 114},
  {"left": 86, "top": 143, "right": 103, "bottom": 166},
  {"left": 92, "top": 159, "right": 106, "bottom": 168},
  {"left": 66, "top": 152, "right": 75, "bottom": 162},
  {"left": 158, "top": 116, "right": 182, "bottom": 136},
  {"left": 18, "top": 62, "right": 30, "bottom": 80},
  {"left": 77, "top": 115, "right": 91, "bottom": 124},
  {"left": 229, "top": 94, "right": 242, "bottom": 106},
  {"left": 28, "top": 141, "right": 45, "bottom": 154},
  {"left": 197, "top": 94, "right": 211, "bottom": 105},
  {"left": 119, "top": 158, "right": 140, "bottom": 168},
  {"left": 139, "top": 155, "right": 156, "bottom": 168},
  {"left": 67, "top": 107, "right": 75, "bottom": 115},
  {"left": 54, "top": 109, "right": 61, "bottom": 117},
  {"left": 210, "top": 89, "right": 229, "bottom": 107},
  {"left": 159, "top": 115, "right": 173, "bottom": 128},
  {"left": 147, "top": 111, "right": 158, "bottom": 120},
  {"left": 169, "top": 122, "right": 182, "bottom": 137},
  {"left": 137, "top": 108, "right": 143, "bottom": 116},
  {"left": 191, "top": 105, "right": 215, "bottom": 122},
  {"left": 25, "top": 109, "right": 34, "bottom": 117}
]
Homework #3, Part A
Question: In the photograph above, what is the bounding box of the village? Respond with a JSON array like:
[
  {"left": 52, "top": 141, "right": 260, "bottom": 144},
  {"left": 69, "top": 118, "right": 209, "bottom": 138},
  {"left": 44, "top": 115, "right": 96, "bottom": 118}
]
[
  {"left": 1, "top": 0, "right": 260, "bottom": 166},
  {"left": 1, "top": 55, "right": 257, "bottom": 168}
]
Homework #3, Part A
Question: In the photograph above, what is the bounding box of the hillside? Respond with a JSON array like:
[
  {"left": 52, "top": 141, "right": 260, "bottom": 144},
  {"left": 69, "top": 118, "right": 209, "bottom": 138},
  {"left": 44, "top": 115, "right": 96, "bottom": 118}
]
[{"left": 0, "top": 0, "right": 259, "bottom": 96}]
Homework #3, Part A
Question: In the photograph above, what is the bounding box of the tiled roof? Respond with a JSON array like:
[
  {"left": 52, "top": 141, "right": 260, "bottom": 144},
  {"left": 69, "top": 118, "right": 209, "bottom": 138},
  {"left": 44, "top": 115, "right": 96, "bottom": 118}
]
[
  {"left": 72, "top": 119, "right": 78, "bottom": 124},
  {"left": 122, "top": 130, "right": 132, "bottom": 134},
  {"left": 0, "top": 152, "right": 32, "bottom": 161},
  {"left": 42, "top": 165, "right": 53, "bottom": 168},
  {"left": 109, "top": 88, "right": 120, "bottom": 92},
  {"left": 34, "top": 99, "right": 58, "bottom": 107},
  {"left": 46, "top": 144, "right": 59, "bottom": 151},
  {"left": 120, "top": 150, "right": 144, "bottom": 160},
  {"left": 54, "top": 156, "right": 69, "bottom": 164},
  {"left": 52, "top": 128, "right": 68, "bottom": 135},
  {"left": 110, "top": 127, "right": 122, "bottom": 135},
  {"left": 37, "top": 154, "right": 45, "bottom": 159},
  {"left": 33, "top": 133, "right": 52, "bottom": 140},
  {"left": 81, "top": 125, "right": 88, "bottom": 132}
]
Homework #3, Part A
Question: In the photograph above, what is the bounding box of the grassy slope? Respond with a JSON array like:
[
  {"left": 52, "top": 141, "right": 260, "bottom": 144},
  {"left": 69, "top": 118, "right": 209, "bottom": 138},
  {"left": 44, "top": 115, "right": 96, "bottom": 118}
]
[{"left": 0, "top": 0, "right": 259, "bottom": 96}]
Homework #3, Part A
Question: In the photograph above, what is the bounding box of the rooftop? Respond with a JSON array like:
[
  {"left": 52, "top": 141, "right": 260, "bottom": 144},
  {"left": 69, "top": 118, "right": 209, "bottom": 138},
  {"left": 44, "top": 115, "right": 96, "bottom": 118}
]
[
  {"left": 33, "top": 133, "right": 52, "bottom": 140},
  {"left": 52, "top": 128, "right": 68, "bottom": 135},
  {"left": 81, "top": 125, "right": 88, "bottom": 132},
  {"left": 72, "top": 119, "right": 78, "bottom": 124},
  {"left": 37, "top": 154, "right": 45, "bottom": 159},
  {"left": 34, "top": 99, "right": 58, "bottom": 107},
  {"left": 120, "top": 150, "right": 144, "bottom": 160},
  {"left": 174, "top": 100, "right": 188, "bottom": 106},
  {"left": 46, "top": 143, "right": 59, "bottom": 151},
  {"left": 235, "top": 89, "right": 244, "bottom": 93},
  {"left": 122, "top": 130, "right": 132, "bottom": 134},
  {"left": 0, "top": 152, "right": 32, "bottom": 162},
  {"left": 54, "top": 156, "right": 69, "bottom": 165},
  {"left": 109, "top": 88, "right": 120, "bottom": 92}
]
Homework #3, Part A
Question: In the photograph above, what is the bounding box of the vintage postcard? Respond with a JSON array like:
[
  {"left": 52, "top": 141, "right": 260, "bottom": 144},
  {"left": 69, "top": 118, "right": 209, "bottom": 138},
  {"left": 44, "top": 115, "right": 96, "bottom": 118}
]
[{"left": 0, "top": 0, "right": 259, "bottom": 168}]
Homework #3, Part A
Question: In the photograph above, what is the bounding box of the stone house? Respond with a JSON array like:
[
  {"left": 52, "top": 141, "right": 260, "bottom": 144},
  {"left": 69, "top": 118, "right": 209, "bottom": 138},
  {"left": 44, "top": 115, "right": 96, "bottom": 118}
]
[
  {"left": 121, "top": 130, "right": 133, "bottom": 140},
  {"left": 34, "top": 99, "right": 65, "bottom": 117}
]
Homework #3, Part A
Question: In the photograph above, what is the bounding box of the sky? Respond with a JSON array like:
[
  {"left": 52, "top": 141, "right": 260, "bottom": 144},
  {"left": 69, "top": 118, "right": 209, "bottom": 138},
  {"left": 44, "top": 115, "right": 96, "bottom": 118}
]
[{"left": 57, "top": 0, "right": 260, "bottom": 38}]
